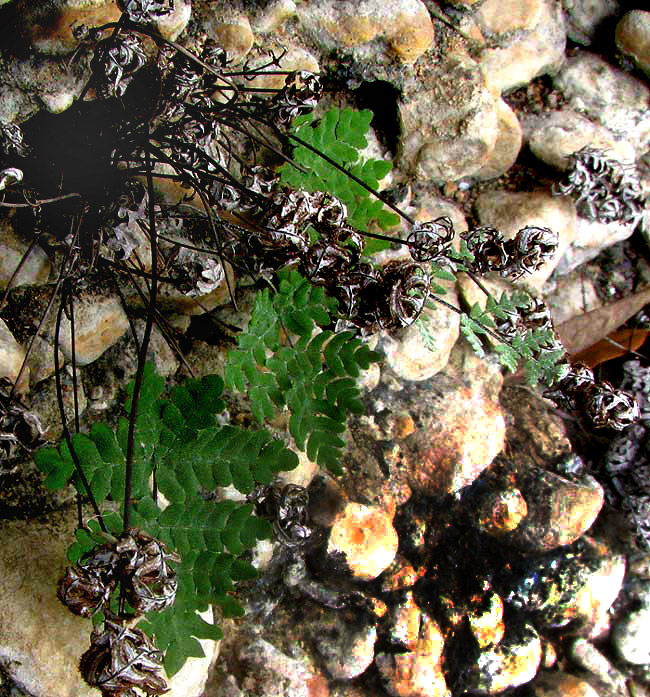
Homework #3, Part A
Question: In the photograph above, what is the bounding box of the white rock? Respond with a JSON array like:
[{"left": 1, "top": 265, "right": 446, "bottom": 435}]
[
  {"left": 0, "top": 216, "right": 50, "bottom": 289},
  {"left": 523, "top": 108, "right": 636, "bottom": 170},
  {"left": 56, "top": 293, "right": 129, "bottom": 365},
  {"left": 0, "top": 318, "right": 28, "bottom": 392},
  {"left": 474, "top": 98, "right": 523, "bottom": 181},
  {"left": 612, "top": 606, "right": 650, "bottom": 665},
  {"left": 8, "top": 55, "right": 87, "bottom": 113},
  {"left": 545, "top": 268, "right": 602, "bottom": 325},
  {"left": 380, "top": 295, "right": 460, "bottom": 382},
  {"left": 553, "top": 51, "right": 650, "bottom": 152},
  {"left": 402, "top": 55, "right": 499, "bottom": 180},
  {"left": 555, "top": 215, "right": 636, "bottom": 275},
  {"left": 154, "top": 0, "right": 192, "bottom": 41},
  {"left": 479, "top": 0, "right": 566, "bottom": 93},
  {"left": 562, "top": 0, "right": 623, "bottom": 45}
]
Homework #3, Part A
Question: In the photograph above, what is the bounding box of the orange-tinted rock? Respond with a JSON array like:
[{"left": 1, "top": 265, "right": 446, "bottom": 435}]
[
  {"left": 56, "top": 294, "right": 129, "bottom": 365},
  {"left": 477, "top": 488, "right": 528, "bottom": 536},
  {"left": 380, "top": 556, "right": 421, "bottom": 593},
  {"left": 375, "top": 613, "right": 449, "bottom": 697},
  {"left": 465, "top": 622, "right": 541, "bottom": 694},
  {"left": 468, "top": 591, "right": 505, "bottom": 648},
  {"left": 386, "top": 592, "right": 421, "bottom": 652},
  {"left": 23, "top": 1, "right": 123, "bottom": 56},
  {"left": 300, "top": 0, "right": 434, "bottom": 65},
  {"left": 508, "top": 467, "right": 604, "bottom": 552},
  {"left": 326, "top": 502, "right": 398, "bottom": 581},
  {"left": 404, "top": 385, "right": 505, "bottom": 496},
  {"left": 376, "top": 342, "right": 506, "bottom": 497},
  {"left": 532, "top": 671, "right": 600, "bottom": 697}
]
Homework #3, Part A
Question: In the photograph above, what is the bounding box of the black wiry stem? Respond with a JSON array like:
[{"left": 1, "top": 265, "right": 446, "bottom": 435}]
[
  {"left": 69, "top": 293, "right": 81, "bottom": 434},
  {"left": 0, "top": 192, "right": 81, "bottom": 208},
  {"left": 466, "top": 270, "right": 493, "bottom": 299},
  {"left": 122, "top": 131, "right": 158, "bottom": 533},
  {"left": 281, "top": 130, "right": 416, "bottom": 225},
  {"left": 426, "top": 293, "right": 506, "bottom": 345},
  {"left": 0, "top": 236, "right": 41, "bottom": 309},
  {"left": 54, "top": 283, "right": 107, "bottom": 532}
]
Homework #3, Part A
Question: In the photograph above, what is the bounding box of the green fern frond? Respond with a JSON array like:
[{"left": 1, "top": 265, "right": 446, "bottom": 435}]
[
  {"left": 279, "top": 107, "right": 400, "bottom": 252},
  {"left": 225, "top": 271, "right": 381, "bottom": 474},
  {"left": 35, "top": 362, "right": 302, "bottom": 676}
]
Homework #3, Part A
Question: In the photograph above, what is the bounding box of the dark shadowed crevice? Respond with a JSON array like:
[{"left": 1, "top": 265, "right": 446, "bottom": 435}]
[{"left": 352, "top": 80, "right": 401, "bottom": 155}]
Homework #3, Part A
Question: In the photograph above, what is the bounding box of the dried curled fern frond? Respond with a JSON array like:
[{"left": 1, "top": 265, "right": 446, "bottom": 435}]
[
  {"left": 553, "top": 147, "right": 646, "bottom": 226},
  {"left": 225, "top": 271, "right": 382, "bottom": 474}
]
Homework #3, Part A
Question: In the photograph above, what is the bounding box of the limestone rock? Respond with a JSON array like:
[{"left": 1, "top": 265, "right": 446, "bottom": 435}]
[
  {"left": 532, "top": 670, "right": 600, "bottom": 697},
  {"left": 237, "top": 638, "right": 329, "bottom": 697},
  {"left": 0, "top": 508, "right": 218, "bottom": 697},
  {"left": 313, "top": 614, "right": 377, "bottom": 680},
  {"left": 375, "top": 613, "right": 449, "bottom": 697},
  {"left": 153, "top": 0, "right": 191, "bottom": 41},
  {"left": 612, "top": 606, "right": 650, "bottom": 665},
  {"left": 244, "top": 48, "right": 320, "bottom": 91},
  {"left": 553, "top": 51, "right": 650, "bottom": 152},
  {"left": 203, "top": 4, "right": 254, "bottom": 62},
  {"left": 468, "top": 591, "right": 505, "bottom": 648},
  {"left": 506, "top": 537, "right": 625, "bottom": 629},
  {"left": 0, "top": 216, "right": 50, "bottom": 289},
  {"left": 7, "top": 54, "right": 88, "bottom": 113},
  {"left": 251, "top": 0, "right": 298, "bottom": 34},
  {"left": 134, "top": 320, "right": 178, "bottom": 377},
  {"left": 56, "top": 293, "right": 129, "bottom": 365},
  {"left": 475, "top": 487, "right": 528, "bottom": 537},
  {"left": 379, "top": 292, "right": 459, "bottom": 382},
  {"left": 506, "top": 466, "right": 604, "bottom": 552},
  {"left": 404, "top": 55, "right": 498, "bottom": 180},
  {"left": 545, "top": 267, "right": 602, "bottom": 326},
  {"left": 569, "top": 638, "right": 629, "bottom": 696},
  {"left": 474, "top": 98, "right": 523, "bottom": 182},
  {"left": 30, "top": 370, "right": 87, "bottom": 440},
  {"left": 320, "top": 501, "right": 399, "bottom": 581},
  {"left": 476, "top": 0, "right": 544, "bottom": 33},
  {"left": 562, "top": 0, "right": 623, "bottom": 45},
  {"left": 524, "top": 108, "right": 636, "bottom": 171},
  {"left": 15, "top": 0, "right": 122, "bottom": 55},
  {"left": 616, "top": 10, "right": 650, "bottom": 79},
  {"left": 474, "top": 190, "right": 578, "bottom": 289},
  {"left": 479, "top": 0, "right": 566, "bottom": 93},
  {"left": 387, "top": 341, "right": 506, "bottom": 497},
  {"left": 555, "top": 214, "right": 637, "bottom": 275},
  {"left": 0, "top": 83, "right": 36, "bottom": 123},
  {"left": 384, "top": 592, "right": 421, "bottom": 652},
  {"left": 0, "top": 318, "right": 28, "bottom": 392},
  {"left": 464, "top": 622, "right": 541, "bottom": 694},
  {"left": 499, "top": 385, "right": 572, "bottom": 471},
  {"left": 297, "top": 0, "right": 434, "bottom": 64}
]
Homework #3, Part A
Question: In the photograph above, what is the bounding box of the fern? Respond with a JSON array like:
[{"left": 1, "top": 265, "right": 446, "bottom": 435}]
[
  {"left": 458, "top": 291, "right": 568, "bottom": 386},
  {"left": 279, "top": 107, "right": 399, "bottom": 252},
  {"left": 35, "top": 363, "right": 299, "bottom": 676},
  {"left": 225, "top": 271, "right": 381, "bottom": 474}
]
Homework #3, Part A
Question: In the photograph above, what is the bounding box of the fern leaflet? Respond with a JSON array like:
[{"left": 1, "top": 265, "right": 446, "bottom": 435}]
[
  {"left": 279, "top": 107, "right": 399, "bottom": 252},
  {"left": 225, "top": 271, "right": 381, "bottom": 474}
]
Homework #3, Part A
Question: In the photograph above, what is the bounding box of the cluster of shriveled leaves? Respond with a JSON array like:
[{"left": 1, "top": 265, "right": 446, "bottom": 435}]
[{"left": 553, "top": 147, "right": 646, "bottom": 226}]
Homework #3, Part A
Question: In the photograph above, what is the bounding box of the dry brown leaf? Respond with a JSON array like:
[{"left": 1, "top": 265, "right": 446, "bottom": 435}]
[
  {"left": 571, "top": 327, "right": 649, "bottom": 368},
  {"left": 555, "top": 286, "right": 650, "bottom": 356}
]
